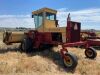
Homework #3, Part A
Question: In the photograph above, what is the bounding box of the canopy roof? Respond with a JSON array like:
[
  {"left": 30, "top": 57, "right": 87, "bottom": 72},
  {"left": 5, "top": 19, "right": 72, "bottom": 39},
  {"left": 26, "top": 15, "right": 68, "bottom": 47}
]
[{"left": 32, "top": 7, "right": 57, "bottom": 15}]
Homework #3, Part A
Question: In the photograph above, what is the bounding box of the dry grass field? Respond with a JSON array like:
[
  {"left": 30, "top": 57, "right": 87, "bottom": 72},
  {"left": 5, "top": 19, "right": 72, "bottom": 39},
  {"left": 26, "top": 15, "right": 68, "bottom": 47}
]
[{"left": 0, "top": 32, "right": 100, "bottom": 75}]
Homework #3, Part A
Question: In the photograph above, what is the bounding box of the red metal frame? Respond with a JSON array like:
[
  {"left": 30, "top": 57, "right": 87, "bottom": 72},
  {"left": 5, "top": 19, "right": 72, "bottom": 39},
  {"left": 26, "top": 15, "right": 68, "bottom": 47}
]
[
  {"left": 87, "top": 39, "right": 100, "bottom": 46},
  {"left": 80, "top": 31, "right": 100, "bottom": 46},
  {"left": 27, "top": 14, "right": 100, "bottom": 56}
]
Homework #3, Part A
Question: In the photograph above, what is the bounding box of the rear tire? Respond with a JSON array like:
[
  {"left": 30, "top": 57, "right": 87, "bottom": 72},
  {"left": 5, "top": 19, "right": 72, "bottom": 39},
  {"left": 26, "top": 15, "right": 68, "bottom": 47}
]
[
  {"left": 20, "top": 37, "right": 33, "bottom": 53},
  {"left": 85, "top": 47, "right": 97, "bottom": 59},
  {"left": 63, "top": 53, "right": 78, "bottom": 70}
]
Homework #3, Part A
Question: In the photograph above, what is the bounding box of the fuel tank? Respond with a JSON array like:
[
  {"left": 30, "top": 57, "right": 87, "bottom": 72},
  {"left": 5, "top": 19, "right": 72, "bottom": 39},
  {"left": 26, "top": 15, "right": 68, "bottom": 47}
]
[{"left": 3, "top": 31, "right": 26, "bottom": 45}]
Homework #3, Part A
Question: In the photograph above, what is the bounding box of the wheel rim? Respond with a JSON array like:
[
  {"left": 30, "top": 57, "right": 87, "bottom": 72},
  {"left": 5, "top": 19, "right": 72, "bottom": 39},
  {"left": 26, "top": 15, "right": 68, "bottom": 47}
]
[
  {"left": 64, "top": 56, "right": 73, "bottom": 67},
  {"left": 86, "top": 49, "right": 93, "bottom": 57}
]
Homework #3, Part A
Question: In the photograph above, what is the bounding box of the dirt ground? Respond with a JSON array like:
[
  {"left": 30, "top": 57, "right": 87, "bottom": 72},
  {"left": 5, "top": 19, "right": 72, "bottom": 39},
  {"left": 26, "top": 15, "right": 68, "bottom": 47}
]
[{"left": 0, "top": 32, "right": 100, "bottom": 75}]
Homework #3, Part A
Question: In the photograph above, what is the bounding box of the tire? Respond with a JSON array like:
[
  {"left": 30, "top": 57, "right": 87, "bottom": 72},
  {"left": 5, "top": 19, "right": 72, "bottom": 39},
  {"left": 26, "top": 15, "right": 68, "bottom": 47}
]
[
  {"left": 85, "top": 47, "right": 97, "bottom": 59},
  {"left": 20, "top": 37, "right": 33, "bottom": 53},
  {"left": 63, "top": 52, "right": 78, "bottom": 70},
  {"left": 39, "top": 44, "right": 53, "bottom": 50}
]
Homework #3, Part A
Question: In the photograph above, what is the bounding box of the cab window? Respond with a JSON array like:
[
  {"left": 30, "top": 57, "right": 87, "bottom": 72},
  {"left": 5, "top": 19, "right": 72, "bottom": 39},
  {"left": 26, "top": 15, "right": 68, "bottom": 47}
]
[
  {"left": 46, "top": 12, "right": 56, "bottom": 20},
  {"left": 33, "top": 13, "right": 43, "bottom": 28}
]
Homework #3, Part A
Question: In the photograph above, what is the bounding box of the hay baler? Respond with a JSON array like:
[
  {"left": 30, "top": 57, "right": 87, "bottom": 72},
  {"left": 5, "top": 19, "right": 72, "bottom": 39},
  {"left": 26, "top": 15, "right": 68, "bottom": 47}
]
[{"left": 3, "top": 8, "right": 97, "bottom": 70}]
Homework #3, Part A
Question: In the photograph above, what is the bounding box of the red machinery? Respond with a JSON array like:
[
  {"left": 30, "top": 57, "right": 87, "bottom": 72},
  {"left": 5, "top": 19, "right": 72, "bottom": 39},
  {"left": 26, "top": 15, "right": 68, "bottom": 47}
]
[
  {"left": 3, "top": 8, "right": 98, "bottom": 70},
  {"left": 81, "top": 30, "right": 100, "bottom": 46},
  {"left": 20, "top": 13, "right": 97, "bottom": 70}
]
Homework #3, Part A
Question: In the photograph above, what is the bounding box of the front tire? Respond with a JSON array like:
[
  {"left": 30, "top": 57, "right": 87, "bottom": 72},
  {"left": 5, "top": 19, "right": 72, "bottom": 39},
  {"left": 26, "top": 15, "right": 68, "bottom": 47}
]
[
  {"left": 20, "top": 37, "right": 33, "bottom": 53},
  {"left": 85, "top": 47, "right": 97, "bottom": 59},
  {"left": 63, "top": 53, "right": 78, "bottom": 70}
]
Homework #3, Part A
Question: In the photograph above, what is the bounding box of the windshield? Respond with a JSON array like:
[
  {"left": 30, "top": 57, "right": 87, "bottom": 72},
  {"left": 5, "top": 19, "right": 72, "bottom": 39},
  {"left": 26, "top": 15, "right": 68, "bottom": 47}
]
[{"left": 33, "top": 13, "right": 43, "bottom": 28}]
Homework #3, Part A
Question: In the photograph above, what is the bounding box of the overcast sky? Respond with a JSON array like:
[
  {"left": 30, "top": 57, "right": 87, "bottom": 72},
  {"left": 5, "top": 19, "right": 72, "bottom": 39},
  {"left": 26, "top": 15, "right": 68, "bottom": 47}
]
[{"left": 0, "top": 0, "right": 100, "bottom": 30}]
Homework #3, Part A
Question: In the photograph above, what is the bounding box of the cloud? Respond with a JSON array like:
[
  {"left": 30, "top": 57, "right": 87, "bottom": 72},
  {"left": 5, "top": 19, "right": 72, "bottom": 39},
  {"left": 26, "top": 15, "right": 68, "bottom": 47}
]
[
  {"left": 0, "top": 8, "right": 100, "bottom": 30},
  {"left": 57, "top": 8, "right": 100, "bottom": 30},
  {"left": 0, "top": 15, "right": 34, "bottom": 28},
  {"left": 0, "top": 15, "right": 30, "bottom": 18}
]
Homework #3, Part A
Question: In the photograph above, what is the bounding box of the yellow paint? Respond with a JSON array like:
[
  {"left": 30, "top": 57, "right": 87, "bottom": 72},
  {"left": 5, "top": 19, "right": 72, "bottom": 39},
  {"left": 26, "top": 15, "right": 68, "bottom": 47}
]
[
  {"left": 3, "top": 32, "right": 26, "bottom": 44},
  {"left": 44, "top": 20, "right": 56, "bottom": 28},
  {"left": 32, "top": 8, "right": 57, "bottom": 14}
]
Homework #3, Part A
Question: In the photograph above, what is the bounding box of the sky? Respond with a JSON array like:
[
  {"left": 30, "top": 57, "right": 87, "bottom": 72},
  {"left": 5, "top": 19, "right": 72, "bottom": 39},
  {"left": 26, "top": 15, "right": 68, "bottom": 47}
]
[{"left": 0, "top": 0, "right": 100, "bottom": 30}]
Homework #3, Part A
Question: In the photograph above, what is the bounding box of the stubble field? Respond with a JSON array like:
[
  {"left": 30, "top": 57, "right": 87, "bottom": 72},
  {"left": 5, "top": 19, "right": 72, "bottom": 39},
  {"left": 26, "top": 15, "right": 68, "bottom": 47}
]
[{"left": 0, "top": 32, "right": 100, "bottom": 75}]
